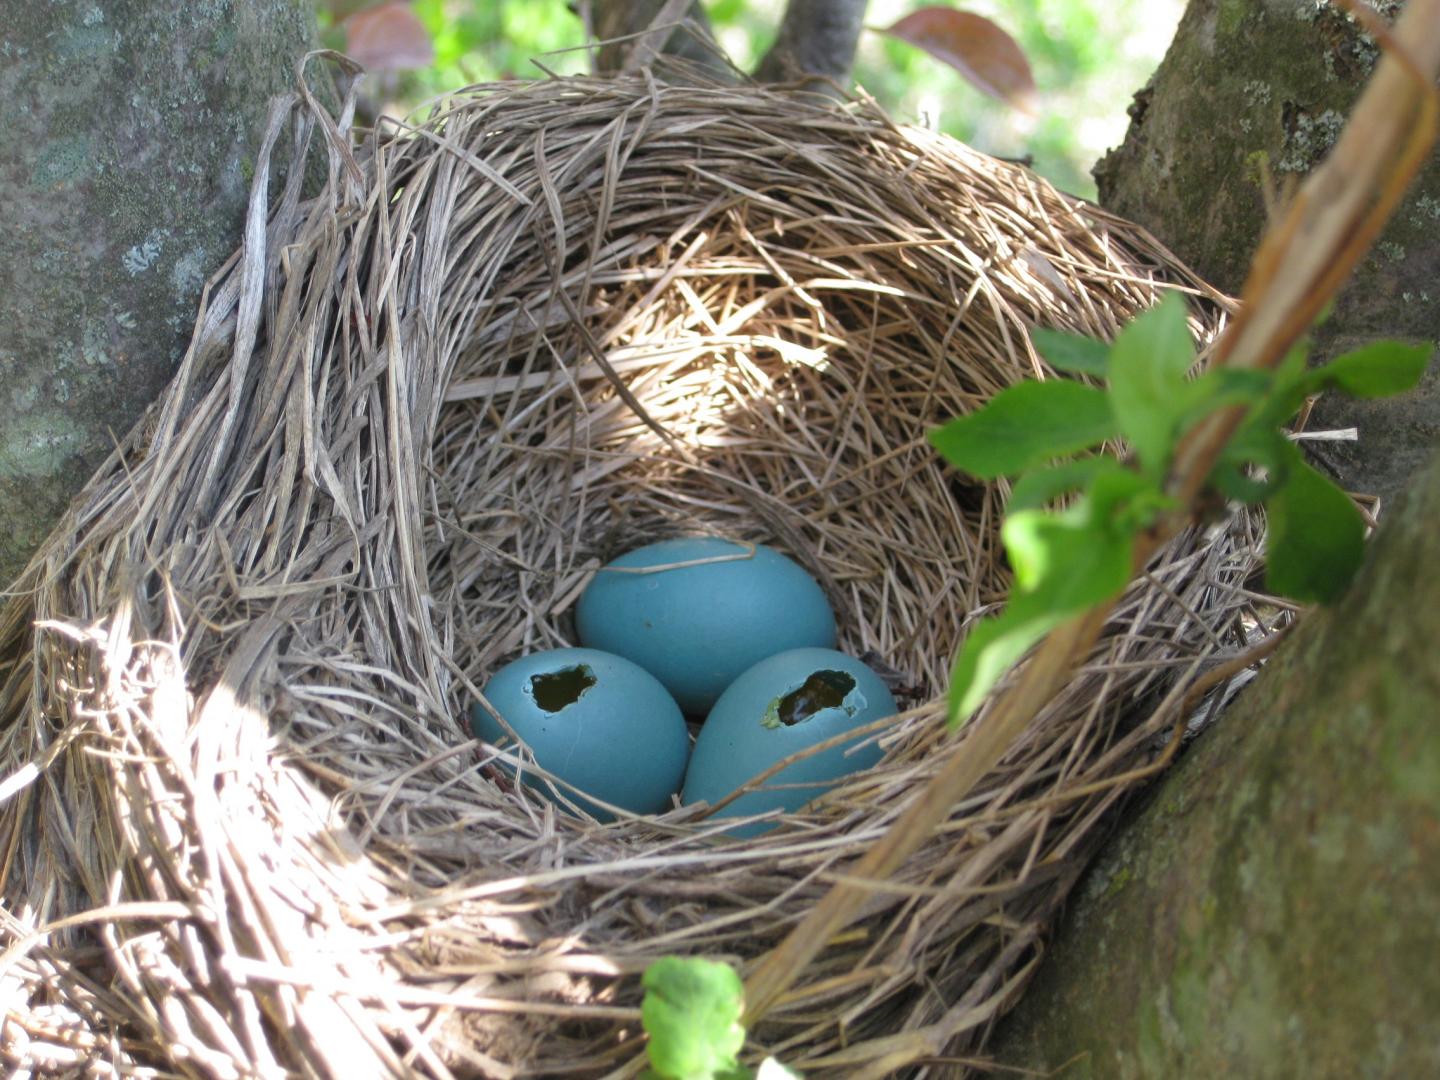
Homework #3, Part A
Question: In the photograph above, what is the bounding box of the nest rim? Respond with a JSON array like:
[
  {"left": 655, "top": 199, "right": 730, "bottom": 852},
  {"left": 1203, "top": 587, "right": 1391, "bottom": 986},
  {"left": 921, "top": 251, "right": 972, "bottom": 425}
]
[{"left": 0, "top": 72, "right": 1276, "bottom": 1079}]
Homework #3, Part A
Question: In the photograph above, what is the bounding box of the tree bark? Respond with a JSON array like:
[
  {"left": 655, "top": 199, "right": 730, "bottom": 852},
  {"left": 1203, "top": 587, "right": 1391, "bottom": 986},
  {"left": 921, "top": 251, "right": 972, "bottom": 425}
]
[
  {"left": 589, "top": 0, "right": 733, "bottom": 81},
  {"left": 988, "top": 447, "right": 1440, "bottom": 1076},
  {"left": 0, "top": 0, "right": 316, "bottom": 583},
  {"left": 589, "top": 0, "right": 869, "bottom": 90},
  {"left": 1093, "top": 0, "right": 1438, "bottom": 506},
  {"left": 754, "top": 0, "right": 868, "bottom": 87}
]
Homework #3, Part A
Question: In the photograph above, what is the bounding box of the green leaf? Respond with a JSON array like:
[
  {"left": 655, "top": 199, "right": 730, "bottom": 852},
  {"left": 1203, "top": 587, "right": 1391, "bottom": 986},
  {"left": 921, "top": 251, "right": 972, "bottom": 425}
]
[
  {"left": 1032, "top": 328, "right": 1110, "bottom": 376},
  {"left": 1209, "top": 461, "right": 1273, "bottom": 505},
  {"left": 950, "top": 492, "right": 1139, "bottom": 725},
  {"left": 1002, "top": 496, "right": 1135, "bottom": 598},
  {"left": 1217, "top": 424, "right": 1292, "bottom": 476},
  {"left": 1209, "top": 340, "right": 1427, "bottom": 514},
  {"left": 1090, "top": 466, "right": 1176, "bottom": 534},
  {"left": 1008, "top": 457, "right": 1118, "bottom": 511},
  {"left": 1236, "top": 344, "right": 1313, "bottom": 438},
  {"left": 1105, "top": 292, "right": 1196, "bottom": 476},
  {"left": 1210, "top": 405, "right": 1314, "bottom": 504},
  {"left": 1275, "top": 338, "right": 1311, "bottom": 385},
  {"left": 642, "top": 957, "right": 746, "bottom": 1080},
  {"left": 1210, "top": 409, "right": 1311, "bottom": 505},
  {"left": 1175, "top": 368, "right": 1273, "bottom": 429},
  {"left": 1305, "top": 340, "right": 1433, "bottom": 399},
  {"left": 928, "top": 380, "right": 1116, "bottom": 479},
  {"left": 948, "top": 602, "right": 1068, "bottom": 724},
  {"left": 1264, "top": 446, "right": 1366, "bottom": 605}
]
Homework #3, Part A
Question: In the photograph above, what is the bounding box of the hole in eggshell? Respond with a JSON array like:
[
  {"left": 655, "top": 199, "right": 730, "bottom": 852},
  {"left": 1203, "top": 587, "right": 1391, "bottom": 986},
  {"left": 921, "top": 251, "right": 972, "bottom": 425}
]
[
  {"left": 775, "top": 670, "right": 857, "bottom": 726},
  {"left": 529, "top": 665, "right": 597, "bottom": 712}
]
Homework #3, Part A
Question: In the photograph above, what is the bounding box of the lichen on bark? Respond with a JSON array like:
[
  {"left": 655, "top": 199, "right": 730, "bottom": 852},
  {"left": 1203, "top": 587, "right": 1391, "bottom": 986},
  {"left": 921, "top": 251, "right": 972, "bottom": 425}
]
[
  {"left": 1094, "top": 0, "right": 1438, "bottom": 504},
  {"left": 0, "top": 0, "right": 315, "bottom": 582}
]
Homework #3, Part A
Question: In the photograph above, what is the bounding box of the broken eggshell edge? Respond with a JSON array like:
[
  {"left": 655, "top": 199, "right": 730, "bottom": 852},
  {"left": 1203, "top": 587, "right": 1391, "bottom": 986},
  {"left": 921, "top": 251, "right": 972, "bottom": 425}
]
[
  {"left": 471, "top": 646, "right": 691, "bottom": 821},
  {"left": 681, "top": 647, "right": 897, "bottom": 837}
]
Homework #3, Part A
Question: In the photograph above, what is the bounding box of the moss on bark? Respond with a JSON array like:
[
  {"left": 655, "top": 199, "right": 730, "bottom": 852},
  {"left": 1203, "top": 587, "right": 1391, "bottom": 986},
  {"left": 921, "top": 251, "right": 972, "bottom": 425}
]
[
  {"left": 0, "top": 0, "right": 314, "bottom": 582},
  {"left": 1095, "top": 0, "right": 1438, "bottom": 505},
  {"left": 990, "top": 451, "right": 1440, "bottom": 1077}
]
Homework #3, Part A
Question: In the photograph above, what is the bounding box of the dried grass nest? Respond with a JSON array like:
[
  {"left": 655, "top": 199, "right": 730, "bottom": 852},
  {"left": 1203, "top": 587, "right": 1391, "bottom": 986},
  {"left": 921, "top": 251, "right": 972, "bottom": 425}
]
[{"left": 0, "top": 73, "right": 1279, "bottom": 1077}]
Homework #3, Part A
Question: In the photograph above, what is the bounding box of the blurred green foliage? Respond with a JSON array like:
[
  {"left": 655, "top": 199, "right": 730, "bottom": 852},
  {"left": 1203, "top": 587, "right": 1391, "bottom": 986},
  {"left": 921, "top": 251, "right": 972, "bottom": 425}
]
[
  {"left": 854, "top": 0, "right": 1185, "bottom": 197},
  {"left": 409, "top": 0, "right": 585, "bottom": 87},
  {"left": 368, "top": 0, "right": 1185, "bottom": 199}
]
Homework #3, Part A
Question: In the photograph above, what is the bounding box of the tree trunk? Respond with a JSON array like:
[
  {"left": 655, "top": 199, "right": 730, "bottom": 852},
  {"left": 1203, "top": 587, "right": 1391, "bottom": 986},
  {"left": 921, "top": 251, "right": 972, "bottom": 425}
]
[
  {"left": 589, "top": 0, "right": 869, "bottom": 89},
  {"left": 589, "top": 0, "right": 733, "bottom": 81},
  {"left": 1094, "top": 0, "right": 1438, "bottom": 505},
  {"left": 754, "top": 0, "right": 868, "bottom": 87},
  {"left": 989, "top": 448, "right": 1440, "bottom": 1077},
  {"left": 986, "top": 4, "right": 1440, "bottom": 1070},
  {"left": 0, "top": 0, "right": 316, "bottom": 583}
]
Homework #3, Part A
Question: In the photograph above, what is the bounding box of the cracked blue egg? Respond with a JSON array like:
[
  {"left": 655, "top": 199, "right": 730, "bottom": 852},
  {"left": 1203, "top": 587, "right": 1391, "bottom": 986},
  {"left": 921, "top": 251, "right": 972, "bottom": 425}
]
[
  {"left": 470, "top": 647, "right": 690, "bottom": 821},
  {"left": 681, "top": 647, "right": 896, "bottom": 836},
  {"left": 574, "top": 537, "right": 837, "bottom": 714}
]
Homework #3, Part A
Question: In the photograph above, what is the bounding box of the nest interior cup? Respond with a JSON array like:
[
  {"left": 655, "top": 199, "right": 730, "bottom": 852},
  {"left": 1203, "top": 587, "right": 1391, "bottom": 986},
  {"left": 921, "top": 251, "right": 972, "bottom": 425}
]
[{"left": 0, "top": 73, "right": 1271, "bottom": 1077}]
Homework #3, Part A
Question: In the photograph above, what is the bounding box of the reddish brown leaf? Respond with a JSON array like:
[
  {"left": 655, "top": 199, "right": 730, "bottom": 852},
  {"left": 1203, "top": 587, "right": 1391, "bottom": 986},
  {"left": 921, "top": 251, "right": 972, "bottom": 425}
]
[
  {"left": 882, "top": 7, "right": 1038, "bottom": 112},
  {"left": 323, "top": 0, "right": 374, "bottom": 21},
  {"left": 344, "top": 1, "right": 434, "bottom": 73}
]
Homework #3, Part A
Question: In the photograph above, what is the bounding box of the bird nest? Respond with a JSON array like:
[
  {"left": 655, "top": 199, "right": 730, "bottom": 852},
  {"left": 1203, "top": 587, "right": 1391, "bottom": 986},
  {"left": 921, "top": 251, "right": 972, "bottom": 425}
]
[{"left": 0, "top": 72, "right": 1274, "bottom": 1076}]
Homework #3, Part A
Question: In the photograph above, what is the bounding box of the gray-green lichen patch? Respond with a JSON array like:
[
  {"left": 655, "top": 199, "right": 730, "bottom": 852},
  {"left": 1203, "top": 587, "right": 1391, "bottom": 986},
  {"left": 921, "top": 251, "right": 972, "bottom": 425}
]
[
  {"left": 30, "top": 134, "right": 93, "bottom": 188},
  {"left": 54, "top": 21, "right": 119, "bottom": 62},
  {"left": 80, "top": 318, "right": 112, "bottom": 367},
  {"left": 0, "top": 0, "right": 315, "bottom": 582},
  {"left": 1275, "top": 107, "right": 1344, "bottom": 172},
  {"left": 1410, "top": 194, "right": 1440, "bottom": 223},
  {"left": 121, "top": 229, "right": 168, "bottom": 276},
  {"left": 0, "top": 414, "right": 90, "bottom": 480},
  {"left": 1241, "top": 78, "right": 1271, "bottom": 107},
  {"left": 170, "top": 246, "right": 210, "bottom": 303},
  {"left": 1097, "top": 0, "right": 1417, "bottom": 289},
  {"left": 1374, "top": 239, "right": 1406, "bottom": 263}
]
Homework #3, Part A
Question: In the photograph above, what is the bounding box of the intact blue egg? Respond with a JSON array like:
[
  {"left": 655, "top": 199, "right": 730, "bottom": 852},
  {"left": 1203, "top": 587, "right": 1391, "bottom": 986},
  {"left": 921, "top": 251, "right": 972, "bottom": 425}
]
[
  {"left": 470, "top": 647, "right": 690, "bottom": 821},
  {"left": 681, "top": 648, "right": 896, "bottom": 836},
  {"left": 574, "top": 537, "right": 837, "bottom": 714}
]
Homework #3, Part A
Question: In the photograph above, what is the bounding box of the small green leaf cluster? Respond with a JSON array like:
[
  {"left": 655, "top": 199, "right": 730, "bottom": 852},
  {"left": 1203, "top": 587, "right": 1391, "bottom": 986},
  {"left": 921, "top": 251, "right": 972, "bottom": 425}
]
[
  {"left": 640, "top": 957, "right": 800, "bottom": 1080},
  {"left": 928, "top": 293, "right": 1431, "bottom": 725}
]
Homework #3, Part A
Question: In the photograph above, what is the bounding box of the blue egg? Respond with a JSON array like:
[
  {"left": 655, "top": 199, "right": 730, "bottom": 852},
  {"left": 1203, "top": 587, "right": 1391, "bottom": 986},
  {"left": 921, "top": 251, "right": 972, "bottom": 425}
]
[
  {"left": 575, "top": 537, "right": 837, "bottom": 714},
  {"left": 681, "top": 648, "right": 896, "bottom": 836},
  {"left": 470, "top": 647, "right": 690, "bottom": 821}
]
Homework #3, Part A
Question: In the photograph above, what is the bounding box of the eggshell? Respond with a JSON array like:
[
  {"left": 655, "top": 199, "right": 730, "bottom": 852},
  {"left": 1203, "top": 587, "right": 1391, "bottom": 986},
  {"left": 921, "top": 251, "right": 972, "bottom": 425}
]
[
  {"left": 575, "top": 537, "right": 837, "bottom": 714},
  {"left": 470, "top": 647, "right": 690, "bottom": 821},
  {"left": 681, "top": 647, "right": 896, "bottom": 836}
]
